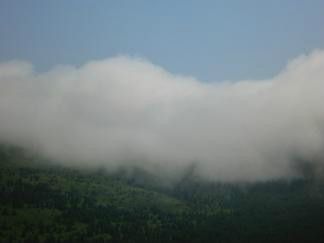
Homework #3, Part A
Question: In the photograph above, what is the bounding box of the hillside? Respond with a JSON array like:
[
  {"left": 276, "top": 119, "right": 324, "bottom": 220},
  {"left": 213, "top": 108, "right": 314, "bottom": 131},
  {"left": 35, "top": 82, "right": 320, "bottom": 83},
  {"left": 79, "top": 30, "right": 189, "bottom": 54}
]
[{"left": 1, "top": 145, "right": 324, "bottom": 243}]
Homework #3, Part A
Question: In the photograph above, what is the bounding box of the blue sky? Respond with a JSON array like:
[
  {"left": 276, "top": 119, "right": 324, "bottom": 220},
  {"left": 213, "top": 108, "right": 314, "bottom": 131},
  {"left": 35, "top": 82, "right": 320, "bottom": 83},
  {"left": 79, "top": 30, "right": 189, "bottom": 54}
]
[{"left": 1, "top": 0, "right": 324, "bottom": 81}]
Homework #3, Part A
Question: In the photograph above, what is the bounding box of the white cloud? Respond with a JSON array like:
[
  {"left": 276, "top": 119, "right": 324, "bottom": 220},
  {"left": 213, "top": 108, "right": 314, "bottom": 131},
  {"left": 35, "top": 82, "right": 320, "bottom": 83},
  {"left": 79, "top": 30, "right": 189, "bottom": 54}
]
[{"left": 1, "top": 51, "right": 324, "bottom": 182}]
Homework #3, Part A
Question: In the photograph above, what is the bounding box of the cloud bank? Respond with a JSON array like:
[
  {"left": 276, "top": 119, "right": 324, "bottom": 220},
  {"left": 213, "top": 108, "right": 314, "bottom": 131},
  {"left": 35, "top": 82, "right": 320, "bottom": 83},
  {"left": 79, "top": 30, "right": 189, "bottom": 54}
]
[{"left": 1, "top": 50, "right": 324, "bottom": 182}]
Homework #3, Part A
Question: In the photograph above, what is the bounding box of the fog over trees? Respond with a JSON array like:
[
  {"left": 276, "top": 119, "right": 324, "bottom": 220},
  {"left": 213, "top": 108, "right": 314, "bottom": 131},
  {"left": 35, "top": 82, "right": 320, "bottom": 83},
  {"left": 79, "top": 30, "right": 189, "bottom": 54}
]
[{"left": 1, "top": 50, "right": 324, "bottom": 182}]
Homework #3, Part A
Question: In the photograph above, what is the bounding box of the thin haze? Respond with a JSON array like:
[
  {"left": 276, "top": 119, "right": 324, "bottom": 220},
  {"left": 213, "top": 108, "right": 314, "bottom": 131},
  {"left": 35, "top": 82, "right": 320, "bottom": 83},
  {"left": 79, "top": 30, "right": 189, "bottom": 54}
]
[{"left": 1, "top": 50, "right": 324, "bottom": 181}]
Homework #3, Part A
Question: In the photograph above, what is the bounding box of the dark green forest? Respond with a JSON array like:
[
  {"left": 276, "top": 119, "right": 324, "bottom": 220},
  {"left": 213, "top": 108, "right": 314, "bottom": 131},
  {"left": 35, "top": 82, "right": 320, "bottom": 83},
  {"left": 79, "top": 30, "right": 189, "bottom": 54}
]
[{"left": 1, "top": 145, "right": 324, "bottom": 243}]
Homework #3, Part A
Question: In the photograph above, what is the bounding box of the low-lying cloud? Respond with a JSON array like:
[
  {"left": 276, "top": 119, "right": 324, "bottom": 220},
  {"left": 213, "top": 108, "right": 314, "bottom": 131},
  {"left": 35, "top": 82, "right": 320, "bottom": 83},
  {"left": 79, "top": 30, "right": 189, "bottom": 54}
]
[{"left": 1, "top": 50, "right": 324, "bottom": 182}]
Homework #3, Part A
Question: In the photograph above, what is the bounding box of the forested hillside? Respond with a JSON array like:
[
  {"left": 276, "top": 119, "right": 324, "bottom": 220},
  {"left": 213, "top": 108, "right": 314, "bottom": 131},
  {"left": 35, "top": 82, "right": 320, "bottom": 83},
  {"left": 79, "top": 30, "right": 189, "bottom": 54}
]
[{"left": 1, "top": 145, "right": 324, "bottom": 243}]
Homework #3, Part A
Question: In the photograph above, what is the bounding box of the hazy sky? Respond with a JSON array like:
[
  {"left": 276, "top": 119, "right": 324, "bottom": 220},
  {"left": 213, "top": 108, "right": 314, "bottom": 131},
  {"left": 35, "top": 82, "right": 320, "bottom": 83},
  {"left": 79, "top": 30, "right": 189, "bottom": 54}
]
[{"left": 1, "top": 0, "right": 324, "bottom": 81}]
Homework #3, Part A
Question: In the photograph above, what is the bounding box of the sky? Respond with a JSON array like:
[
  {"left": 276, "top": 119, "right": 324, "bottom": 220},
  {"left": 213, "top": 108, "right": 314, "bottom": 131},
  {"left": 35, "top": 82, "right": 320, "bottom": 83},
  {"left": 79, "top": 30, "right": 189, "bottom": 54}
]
[
  {"left": 1, "top": 1, "right": 324, "bottom": 182},
  {"left": 1, "top": 0, "right": 324, "bottom": 81}
]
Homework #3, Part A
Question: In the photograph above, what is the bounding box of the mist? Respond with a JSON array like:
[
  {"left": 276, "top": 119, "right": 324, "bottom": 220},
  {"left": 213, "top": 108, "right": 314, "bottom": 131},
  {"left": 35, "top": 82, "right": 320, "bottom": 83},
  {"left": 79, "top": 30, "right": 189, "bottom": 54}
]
[{"left": 1, "top": 50, "right": 324, "bottom": 182}]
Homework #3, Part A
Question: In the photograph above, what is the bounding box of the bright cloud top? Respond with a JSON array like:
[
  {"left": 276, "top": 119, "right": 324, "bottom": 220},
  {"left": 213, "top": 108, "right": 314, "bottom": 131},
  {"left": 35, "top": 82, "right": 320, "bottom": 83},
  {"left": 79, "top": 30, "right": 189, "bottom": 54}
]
[{"left": 1, "top": 50, "right": 324, "bottom": 182}]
